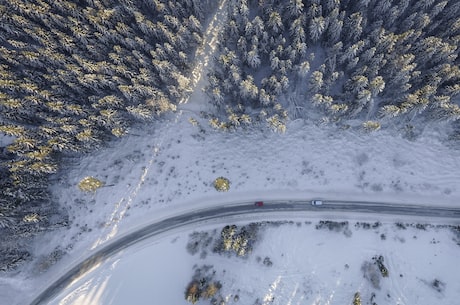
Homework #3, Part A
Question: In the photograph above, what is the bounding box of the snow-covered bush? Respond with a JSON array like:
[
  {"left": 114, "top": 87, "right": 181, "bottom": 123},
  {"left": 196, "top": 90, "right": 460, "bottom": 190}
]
[
  {"left": 353, "top": 292, "right": 362, "bottom": 305},
  {"left": 78, "top": 176, "right": 105, "bottom": 193},
  {"left": 185, "top": 265, "right": 222, "bottom": 304},
  {"left": 213, "top": 177, "right": 230, "bottom": 192}
]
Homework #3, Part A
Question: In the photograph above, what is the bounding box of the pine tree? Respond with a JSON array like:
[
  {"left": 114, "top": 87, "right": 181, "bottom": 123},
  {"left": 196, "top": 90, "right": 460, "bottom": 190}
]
[
  {"left": 290, "top": 17, "right": 306, "bottom": 44},
  {"left": 344, "top": 12, "right": 363, "bottom": 44},
  {"left": 380, "top": 105, "right": 402, "bottom": 119},
  {"left": 267, "top": 11, "right": 283, "bottom": 34},
  {"left": 345, "top": 75, "right": 369, "bottom": 94},
  {"left": 210, "top": 87, "right": 224, "bottom": 104},
  {"left": 296, "top": 61, "right": 311, "bottom": 78},
  {"left": 362, "top": 120, "right": 381, "bottom": 132},
  {"left": 310, "top": 17, "right": 326, "bottom": 43},
  {"left": 312, "top": 93, "right": 333, "bottom": 109},
  {"left": 369, "top": 76, "right": 385, "bottom": 96},
  {"left": 309, "top": 71, "right": 324, "bottom": 93},
  {"left": 374, "top": 0, "right": 392, "bottom": 17},
  {"left": 246, "top": 48, "right": 261, "bottom": 68},
  {"left": 287, "top": 0, "right": 304, "bottom": 18},
  {"left": 239, "top": 76, "right": 258, "bottom": 99},
  {"left": 325, "top": 8, "right": 343, "bottom": 45},
  {"left": 252, "top": 16, "right": 264, "bottom": 37}
]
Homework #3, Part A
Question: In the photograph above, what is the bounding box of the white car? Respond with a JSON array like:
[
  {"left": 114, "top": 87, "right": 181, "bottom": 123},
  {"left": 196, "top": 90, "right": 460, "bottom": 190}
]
[{"left": 311, "top": 200, "right": 323, "bottom": 206}]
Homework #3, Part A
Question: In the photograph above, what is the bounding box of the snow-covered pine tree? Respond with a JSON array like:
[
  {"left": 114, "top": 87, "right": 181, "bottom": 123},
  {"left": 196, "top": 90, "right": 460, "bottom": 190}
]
[
  {"left": 325, "top": 8, "right": 343, "bottom": 45},
  {"left": 246, "top": 48, "right": 261, "bottom": 69},
  {"left": 267, "top": 11, "right": 283, "bottom": 34},
  {"left": 344, "top": 12, "right": 363, "bottom": 44},
  {"left": 286, "top": 0, "right": 304, "bottom": 19},
  {"left": 309, "top": 16, "right": 327, "bottom": 43},
  {"left": 239, "top": 75, "right": 258, "bottom": 100},
  {"left": 309, "top": 70, "right": 324, "bottom": 93}
]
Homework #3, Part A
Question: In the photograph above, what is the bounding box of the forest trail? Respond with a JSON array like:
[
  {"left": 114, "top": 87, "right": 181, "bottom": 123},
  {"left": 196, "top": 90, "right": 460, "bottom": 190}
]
[{"left": 179, "top": 0, "right": 228, "bottom": 108}]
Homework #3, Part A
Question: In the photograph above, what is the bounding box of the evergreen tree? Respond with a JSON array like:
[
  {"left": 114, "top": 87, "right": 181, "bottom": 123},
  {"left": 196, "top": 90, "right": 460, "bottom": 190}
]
[
  {"left": 309, "top": 16, "right": 327, "bottom": 43},
  {"left": 309, "top": 71, "right": 324, "bottom": 93}
]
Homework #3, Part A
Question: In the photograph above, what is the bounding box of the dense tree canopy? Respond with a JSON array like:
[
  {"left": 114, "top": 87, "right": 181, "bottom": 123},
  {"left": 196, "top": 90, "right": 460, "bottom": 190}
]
[
  {"left": 0, "top": 0, "right": 214, "bottom": 270},
  {"left": 206, "top": 0, "right": 459, "bottom": 132}
]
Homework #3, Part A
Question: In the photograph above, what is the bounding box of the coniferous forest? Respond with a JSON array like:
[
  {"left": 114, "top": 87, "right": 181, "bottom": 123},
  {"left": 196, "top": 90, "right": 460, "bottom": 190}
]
[
  {"left": 207, "top": 0, "right": 460, "bottom": 132},
  {"left": 0, "top": 0, "right": 214, "bottom": 270},
  {"left": 0, "top": 0, "right": 459, "bottom": 270}
]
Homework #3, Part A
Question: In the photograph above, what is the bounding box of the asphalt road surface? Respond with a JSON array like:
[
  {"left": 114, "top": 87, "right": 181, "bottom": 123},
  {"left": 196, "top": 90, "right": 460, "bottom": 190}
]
[{"left": 28, "top": 199, "right": 460, "bottom": 305}]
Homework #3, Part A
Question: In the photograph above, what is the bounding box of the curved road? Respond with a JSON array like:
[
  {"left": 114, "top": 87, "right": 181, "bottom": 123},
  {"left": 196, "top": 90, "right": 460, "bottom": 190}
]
[{"left": 29, "top": 199, "right": 460, "bottom": 305}]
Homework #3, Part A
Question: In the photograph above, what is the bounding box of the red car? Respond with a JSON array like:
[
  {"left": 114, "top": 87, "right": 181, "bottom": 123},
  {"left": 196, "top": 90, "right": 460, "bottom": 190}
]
[{"left": 254, "top": 201, "right": 264, "bottom": 207}]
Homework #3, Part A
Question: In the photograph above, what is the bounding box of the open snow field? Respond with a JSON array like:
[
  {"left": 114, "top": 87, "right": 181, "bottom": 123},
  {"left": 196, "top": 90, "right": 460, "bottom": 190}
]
[{"left": 39, "top": 217, "right": 460, "bottom": 305}]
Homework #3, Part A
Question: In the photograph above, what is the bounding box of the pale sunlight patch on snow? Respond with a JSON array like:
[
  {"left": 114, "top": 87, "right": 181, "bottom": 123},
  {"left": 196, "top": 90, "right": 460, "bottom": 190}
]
[
  {"left": 66, "top": 259, "right": 104, "bottom": 289},
  {"left": 46, "top": 235, "right": 194, "bottom": 305},
  {"left": 285, "top": 282, "right": 299, "bottom": 305},
  {"left": 323, "top": 278, "right": 340, "bottom": 305},
  {"left": 58, "top": 277, "right": 108, "bottom": 305},
  {"left": 263, "top": 275, "right": 281, "bottom": 305},
  {"left": 53, "top": 258, "right": 120, "bottom": 305}
]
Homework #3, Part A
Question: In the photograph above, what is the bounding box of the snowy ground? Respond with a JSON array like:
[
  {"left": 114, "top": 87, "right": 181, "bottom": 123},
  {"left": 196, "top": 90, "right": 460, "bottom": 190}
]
[
  {"left": 1, "top": 0, "right": 460, "bottom": 303},
  {"left": 3, "top": 95, "right": 457, "bottom": 304},
  {"left": 37, "top": 217, "right": 460, "bottom": 305}
]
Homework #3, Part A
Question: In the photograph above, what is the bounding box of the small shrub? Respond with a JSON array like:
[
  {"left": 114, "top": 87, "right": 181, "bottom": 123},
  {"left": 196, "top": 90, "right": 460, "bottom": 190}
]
[
  {"left": 78, "top": 176, "right": 105, "bottom": 192},
  {"left": 185, "top": 281, "right": 200, "bottom": 304},
  {"left": 263, "top": 256, "right": 273, "bottom": 267},
  {"left": 23, "top": 213, "right": 40, "bottom": 223},
  {"left": 213, "top": 177, "right": 230, "bottom": 192},
  {"left": 316, "top": 220, "right": 350, "bottom": 236},
  {"left": 201, "top": 282, "right": 220, "bottom": 299},
  {"left": 362, "top": 121, "right": 381, "bottom": 132},
  {"left": 214, "top": 224, "right": 259, "bottom": 257},
  {"left": 373, "top": 255, "right": 389, "bottom": 277},
  {"left": 353, "top": 292, "right": 362, "bottom": 305},
  {"left": 185, "top": 265, "right": 222, "bottom": 304},
  {"left": 431, "top": 279, "right": 446, "bottom": 293}
]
